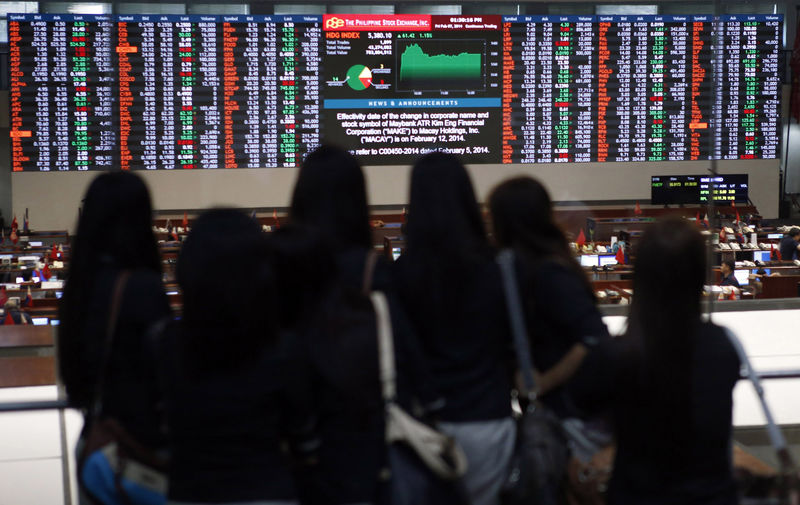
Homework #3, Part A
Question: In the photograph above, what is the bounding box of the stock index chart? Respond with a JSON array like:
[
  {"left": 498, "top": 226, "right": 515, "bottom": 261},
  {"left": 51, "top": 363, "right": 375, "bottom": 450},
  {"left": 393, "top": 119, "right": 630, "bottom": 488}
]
[{"left": 8, "top": 13, "right": 782, "bottom": 170}]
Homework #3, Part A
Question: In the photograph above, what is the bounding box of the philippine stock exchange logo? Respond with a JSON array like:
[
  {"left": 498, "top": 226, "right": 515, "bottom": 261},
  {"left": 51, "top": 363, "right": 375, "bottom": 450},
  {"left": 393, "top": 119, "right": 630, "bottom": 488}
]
[{"left": 325, "top": 17, "right": 345, "bottom": 29}]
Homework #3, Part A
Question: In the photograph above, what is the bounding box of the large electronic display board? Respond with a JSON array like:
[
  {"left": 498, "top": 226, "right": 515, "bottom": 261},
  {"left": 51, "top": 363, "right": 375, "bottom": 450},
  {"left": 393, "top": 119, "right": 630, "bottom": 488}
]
[{"left": 8, "top": 13, "right": 782, "bottom": 171}]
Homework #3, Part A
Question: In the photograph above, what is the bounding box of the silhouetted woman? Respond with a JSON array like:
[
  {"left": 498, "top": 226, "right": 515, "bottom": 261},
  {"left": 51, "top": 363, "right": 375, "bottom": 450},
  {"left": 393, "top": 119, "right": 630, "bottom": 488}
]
[
  {"left": 574, "top": 218, "right": 740, "bottom": 505},
  {"left": 159, "top": 209, "right": 316, "bottom": 504},
  {"left": 288, "top": 147, "right": 440, "bottom": 504},
  {"left": 268, "top": 224, "right": 387, "bottom": 505},
  {"left": 394, "top": 152, "right": 514, "bottom": 505},
  {"left": 290, "top": 145, "right": 386, "bottom": 290},
  {"left": 59, "top": 171, "right": 169, "bottom": 452},
  {"left": 489, "top": 176, "right": 609, "bottom": 416}
]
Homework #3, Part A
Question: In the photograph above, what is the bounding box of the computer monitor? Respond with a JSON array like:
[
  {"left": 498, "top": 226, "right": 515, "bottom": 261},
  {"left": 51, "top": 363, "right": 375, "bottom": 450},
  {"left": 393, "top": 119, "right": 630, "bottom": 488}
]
[
  {"left": 32, "top": 317, "right": 48, "bottom": 326},
  {"left": 49, "top": 319, "right": 60, "bottom": 326},
  {"left": 767, "top": 233, "right": 783, "bottom": 239},
  {"left": 753, "top": 250, "right": 771, "bottom": 263},
  {"left": 599, "top": 255, "right": 618, "bottom": 267},
  {"left": 28, "top": 241, "right": 42, "bottom": 247},
  {"left": 733, "top": 270, "right": 750, "bottom": 286},
  {"left": 392, "top": 247, "right": 402, "bottom": 261},
  {"left": 580, "top": 254, "right": 599, "bottom": 267}
]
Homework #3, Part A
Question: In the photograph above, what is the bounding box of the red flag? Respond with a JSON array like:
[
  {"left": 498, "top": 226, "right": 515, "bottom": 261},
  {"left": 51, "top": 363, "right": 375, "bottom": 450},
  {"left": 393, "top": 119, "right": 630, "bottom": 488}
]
[
  {"left": 736, "top": 209, "right": 741, "bottom": 223},
  {"left": 728, "top": 289, "right": 737, "bottom": 301},
  {"left": 273, "top": 209, "right": 280, "bottom": 229},
  {"left": 42, "top": 263, "right": 51, "bottom": 281},
  {"left": 703, "top": 214, "right": 710, "bottom": 228},
  {"left": 50, "top": 244, "right": 58, "bottom": 260},
  {"left": 9, "top": 229, "right": 18, "bottom": 245},
  {"left": 182, "top": 211, "right": 189, "bottom": 229},
  {"left": 615, "top": 245, "right": 625, "bottom": 265},
  {"left": 171, "top": 228, "right": 180, "bottom": 241},
  {"left": 720, "top": 228, "right": 726, "bottom": 242},
  {"left": 634, "top": 202, "right": 642, "bottom": 216},
  {"left": 22, "top": 288, "right": 32, "bottom": 308},
  {"left": 576, "top": 229, "right": 586, "bottom": 247},
  {"left": 0, "top": 286, "right": 7, "bottom": 307},
  {"left": 772, "top": 243, "right": 782, "bottom": 261},
  {"left": 3, "top": 312, "right": 14, "bottom": 325},
  {"left": 10, "top": 215, "right": 17, "bottom": 231}
]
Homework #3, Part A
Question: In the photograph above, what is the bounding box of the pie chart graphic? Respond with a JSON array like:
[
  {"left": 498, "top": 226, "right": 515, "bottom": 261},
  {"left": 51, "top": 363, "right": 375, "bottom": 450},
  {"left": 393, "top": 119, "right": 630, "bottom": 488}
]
[{"left": 346, "top": 65, "right": 373, "bottom": 91}]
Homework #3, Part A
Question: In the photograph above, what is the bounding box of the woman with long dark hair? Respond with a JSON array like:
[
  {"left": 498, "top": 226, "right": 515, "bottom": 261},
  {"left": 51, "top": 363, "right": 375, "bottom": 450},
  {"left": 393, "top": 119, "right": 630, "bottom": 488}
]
[
  {"left": 159, "top": 209, "right": 316, "bottom": 504},
  {"left": 488, "top": 176, "right": 609, "bottom": 415},
  {"left": 59, "top": 171, "right": 169, "bottom": 450},
  {"left": 286, "top": 144, "right": 440, "bottom": 504},
  {"left": 268, "top": 224, "right": 387, "bottom": 505},
  {"left": 394, "top": 152, "right": 514, "bottom": 505},
  {"left": 289, "top": 145, "right": 379, "bottom": 289},
  {"left": 575, "top": 218, "right": 740, "bottom": 505}
]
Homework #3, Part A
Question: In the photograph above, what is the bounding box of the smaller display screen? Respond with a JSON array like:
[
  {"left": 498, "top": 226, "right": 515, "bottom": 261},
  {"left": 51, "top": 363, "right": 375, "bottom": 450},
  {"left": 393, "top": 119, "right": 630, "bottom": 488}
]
[
  {"left": 599, "top": 255, "right": 618, "bottom": 266},
  {"left": 651, "top": 174, "right": 748, "bottom": 205},
  {"left": 754, "top": 250, "right": 771, "bottom": 263},
  {"left": 733, "top": 270, "right": 750, "bottom": 286}
]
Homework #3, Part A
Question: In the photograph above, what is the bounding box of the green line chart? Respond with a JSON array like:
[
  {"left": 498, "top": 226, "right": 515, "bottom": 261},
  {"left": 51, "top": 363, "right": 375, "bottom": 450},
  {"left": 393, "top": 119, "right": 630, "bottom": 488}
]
[{"left": 396, "top": 40, "right": 485, "bottom": 91}]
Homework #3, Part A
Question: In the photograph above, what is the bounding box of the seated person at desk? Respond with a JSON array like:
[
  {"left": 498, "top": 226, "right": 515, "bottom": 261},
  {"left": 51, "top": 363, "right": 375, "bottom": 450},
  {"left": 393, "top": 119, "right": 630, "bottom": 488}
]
[
  {"left": 611, "top": 231, "right": 630, "bottom": 254},
  {"left": 719, "top": 259, "right": 740, "bottom": 288},
  {"left": 1, "top": 299, "right": 32, "bottom": 325},
  {"left": 780, "top": 227, "right": 800, "bottom": 261}
]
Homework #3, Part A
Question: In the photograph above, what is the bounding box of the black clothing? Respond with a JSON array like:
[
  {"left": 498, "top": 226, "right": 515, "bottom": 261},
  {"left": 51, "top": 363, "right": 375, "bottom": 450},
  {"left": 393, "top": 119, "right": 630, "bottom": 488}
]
[
  {"left": 394, "top": 256, "right": 512, "bottom": 422},
  {"left": 720, "top": 272, "right": 740, "bottom": 288},
  {"left": 336, "top": 246, "right": 440, "bottom": 410},
  {"left": 780, "top": 235, "right": 799, "bottom": 261},
  {"left": 336, "top": 246, "right": 394, "bottom": 293},
  {"left": 297, "top": 290, "right": 385, "bottom": 505},
  {"left": 63, "top": 265, "right": 169, "bottom": 448},
  {"left": 160, "top": 323, "right": 316, "bottom": 503},
  {"left": 517, "top": 256, "right": 610, "bottom": 417},
  {"left": 573, "top": 322, "right": 740, "bottom": 505},
  {"left": 298, "top": 249, "right": 441, "bottom": 505}
]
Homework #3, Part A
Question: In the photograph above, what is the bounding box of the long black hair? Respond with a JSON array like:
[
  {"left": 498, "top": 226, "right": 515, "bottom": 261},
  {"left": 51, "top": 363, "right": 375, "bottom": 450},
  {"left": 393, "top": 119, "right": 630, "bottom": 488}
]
[
  {"left": 289, "top": 145, "right": 372, "bottom": 251},
  {"left": 488, "top": 176, "right": 592, "bottom": 296},
  {"left": 401, "top": 152, "right": 492, "bottom": 314},
  {"left": 265, "top": 224, "right": 337, "bottom": 332},
  {"left": 59, "top": 172, "right": 161, "bottom": 397},
  {"left": 625, "top": 217, "right": 706, "bottom": 463},
  {"left": 405, "top": 152, "right": 489, "bottom": 261},
  {"left": 177, "top": 208, "right": 277, "bottom": 373}
]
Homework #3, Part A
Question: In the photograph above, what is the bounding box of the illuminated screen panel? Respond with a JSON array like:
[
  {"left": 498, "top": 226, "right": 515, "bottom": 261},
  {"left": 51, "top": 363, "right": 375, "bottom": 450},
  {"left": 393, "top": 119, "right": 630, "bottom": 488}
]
[
  {"left": 321, "top": 14, "right": 503, "bottom": 164},
  {"left": 8, "top": 14, "right": 782, "bottom": 171},
  {"left": 651, "top": 174, "right": 749, "bottom": 204},
  {"left": 9, "top": 14, "right": 322, "bottom": 170}
]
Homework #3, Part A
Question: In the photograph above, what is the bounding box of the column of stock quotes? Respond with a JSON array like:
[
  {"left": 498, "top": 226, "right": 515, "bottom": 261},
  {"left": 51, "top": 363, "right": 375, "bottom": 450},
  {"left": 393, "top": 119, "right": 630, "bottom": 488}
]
[{"left": 8, "top": 14, "right": 781, "bottom": 171}]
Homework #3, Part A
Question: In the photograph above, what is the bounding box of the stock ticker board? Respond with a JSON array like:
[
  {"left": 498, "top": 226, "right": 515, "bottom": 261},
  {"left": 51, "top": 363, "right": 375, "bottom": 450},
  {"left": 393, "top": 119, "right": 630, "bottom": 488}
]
[{"left": 8, "top": 13, "right": 782, "bottom": 171}]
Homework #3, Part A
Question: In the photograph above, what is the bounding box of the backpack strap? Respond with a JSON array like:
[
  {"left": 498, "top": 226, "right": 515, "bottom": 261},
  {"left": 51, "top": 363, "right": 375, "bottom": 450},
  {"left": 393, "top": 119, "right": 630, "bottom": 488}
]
[
  {"left": 362, "top": 249, "right": 379, "bottom": 295},
  {"left": 90, "top": 271, "right": 131, "bottom": 419},
  {"left": 497, "top": 249, "right": 538, "bottom": 399}
]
